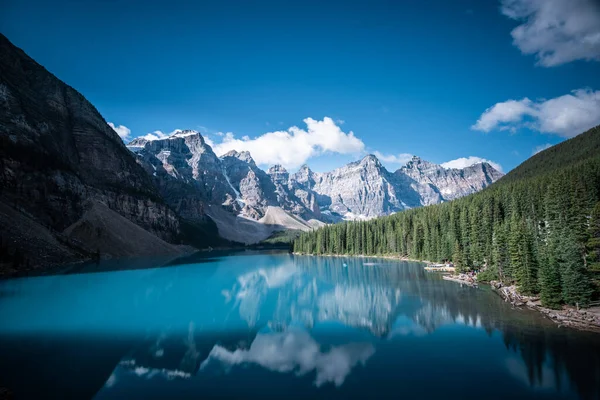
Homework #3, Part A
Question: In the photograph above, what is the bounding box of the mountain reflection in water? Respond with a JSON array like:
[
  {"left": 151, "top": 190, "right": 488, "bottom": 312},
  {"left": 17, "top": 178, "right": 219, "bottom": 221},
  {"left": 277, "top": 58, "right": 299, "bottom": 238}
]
[{"left": 0, "top": 251, "right": 599, "bottom": 399}]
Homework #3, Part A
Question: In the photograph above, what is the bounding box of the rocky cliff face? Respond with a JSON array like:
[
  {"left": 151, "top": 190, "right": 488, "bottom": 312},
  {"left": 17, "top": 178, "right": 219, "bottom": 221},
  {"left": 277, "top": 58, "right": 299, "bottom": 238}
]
[
  {"left": 0, "top": 33, "right": 184, "bottom": 271},
  {"left": 126, "top": 136, "right": 151, "bottom": 152},
  {"left": 268, "top": 164, "right": 322, "bottom": 221},
  {"left": 136, "top": 131, "right": 240, "bottom": 219},
  {"left": 399, "top": 156, "right": 504, "bottom": 203},
  {"left": 283, "top": 154, "right": 503, "bottom": 221},
  {"left": 298, "top": 155, "right": 409, "bottom": 219},
  {"left": 220, "top": 150, "right": 278, "bottom": 218},
  {"left": 133, "top": 132, "right": 326, "bottom": 228},
  {"left": 132, "top": 133, "right": 323, "bottom": 241}
]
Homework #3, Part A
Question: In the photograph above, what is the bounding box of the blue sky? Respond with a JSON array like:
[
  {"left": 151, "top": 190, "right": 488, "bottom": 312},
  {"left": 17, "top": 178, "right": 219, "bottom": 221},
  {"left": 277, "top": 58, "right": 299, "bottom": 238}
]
[{"left": 2, "top": 0, "right": 600, "bottom": 172}]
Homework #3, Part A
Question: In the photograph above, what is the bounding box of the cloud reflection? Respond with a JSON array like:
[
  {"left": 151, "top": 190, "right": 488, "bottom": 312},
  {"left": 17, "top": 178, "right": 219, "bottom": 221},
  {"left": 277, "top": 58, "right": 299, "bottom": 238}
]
[{"left": 200, "top": 328, "right": 375, "bottom": 387}]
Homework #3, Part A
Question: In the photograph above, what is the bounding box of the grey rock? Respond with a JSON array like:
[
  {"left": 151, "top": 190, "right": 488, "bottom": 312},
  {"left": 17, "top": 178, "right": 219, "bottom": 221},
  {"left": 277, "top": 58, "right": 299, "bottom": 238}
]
[
  {"left": 399, "top": 156, "right": 503, "bottom": 203},
  {"left": 220, "top": 150, "right": 278, "bottom": 218},
  {"left": 283, "top": 154, "right": 503, "bottom": 221},
  {"left": 306, "top": 154, "right": 408, "bottom": 219},
  {"left": 134, "top": 131, "right": 240, "bottom": 222},
  {"left": 209, "top": 151, "right": 503, "bottom": 223},
  {"left": 268, "top": 164, "right": 322, "bottom": 221}
]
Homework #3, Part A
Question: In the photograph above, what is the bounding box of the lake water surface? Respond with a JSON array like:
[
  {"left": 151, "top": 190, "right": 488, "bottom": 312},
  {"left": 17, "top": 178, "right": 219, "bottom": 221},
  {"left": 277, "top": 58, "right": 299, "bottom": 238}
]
[{"left": 1, "top": 251, "right": 599, "bottom": 399}]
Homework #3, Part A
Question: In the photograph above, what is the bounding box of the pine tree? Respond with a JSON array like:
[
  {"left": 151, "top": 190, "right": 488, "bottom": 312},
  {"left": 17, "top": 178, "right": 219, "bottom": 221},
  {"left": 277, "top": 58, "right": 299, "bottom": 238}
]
[
  {"left": 492, "top": 223, "right": 510, "bottom": 282},
  {"left": 508, "top": 215, "right": 524, "bottom": 286},
  {"left": 569, "top": 181, "right": 589, "bottom": 247},
  {"left": 586, "top": 202, "right": 600, "bottom": 272},
  {"left": 538, "top": 232, "right": 563, "bottom": 309},
  {"left": 521, "top": 221, "right": 539, "bottom": 294},
  {"left": 452, "top": 241, "right": 466, "bottom": 273},
  {"left": 459, "top": 207, "right": 471, "bottom": 268},
  {"left": 560, "top": 232, "right": 593, "bottom": 307}
]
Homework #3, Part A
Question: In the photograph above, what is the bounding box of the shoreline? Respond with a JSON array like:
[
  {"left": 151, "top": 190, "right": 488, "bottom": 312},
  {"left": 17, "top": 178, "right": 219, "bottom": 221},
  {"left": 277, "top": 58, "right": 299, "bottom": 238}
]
[
  {"left": 291, "top": 252, "right": 434, "bottom": 264},
  {"left": 442, "top": 274, "right": 477, "bottom": 287},
  {"left": 293, "top": 252, "right": 600, "bottom": 333},
  {"left": 488, "top": 281, "right": 600, "bottom": 333}
]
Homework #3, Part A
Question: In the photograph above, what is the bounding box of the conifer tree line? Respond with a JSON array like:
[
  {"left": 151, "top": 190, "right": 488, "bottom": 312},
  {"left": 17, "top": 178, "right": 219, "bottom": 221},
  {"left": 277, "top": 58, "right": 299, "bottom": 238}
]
[{"left": 294, "top": 127, "right": 600, "bottom": 308}]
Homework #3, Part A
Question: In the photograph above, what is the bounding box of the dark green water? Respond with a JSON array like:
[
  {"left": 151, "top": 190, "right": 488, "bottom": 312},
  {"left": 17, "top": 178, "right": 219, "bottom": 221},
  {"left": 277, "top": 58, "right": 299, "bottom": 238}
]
[{"left": 0, "top": 251, "right": 599, "bottom": 399}]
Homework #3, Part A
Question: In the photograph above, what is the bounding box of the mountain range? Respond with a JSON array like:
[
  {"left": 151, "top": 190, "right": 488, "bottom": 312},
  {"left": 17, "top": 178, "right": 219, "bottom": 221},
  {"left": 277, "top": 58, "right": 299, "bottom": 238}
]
[
  {"left": 0, "top": 33, "right": 501, "bottom": 271},
  {"left": 126, "top": 131, "right": 503, "bottom": 243}
]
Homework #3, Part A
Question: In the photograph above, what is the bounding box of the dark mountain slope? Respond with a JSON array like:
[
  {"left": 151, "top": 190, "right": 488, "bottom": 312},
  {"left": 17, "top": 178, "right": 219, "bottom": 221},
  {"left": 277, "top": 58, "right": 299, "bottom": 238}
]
[
  {"left": 499, "top": 125, "right": 600, "bottom": 183},
  {"left": 0, "top": 34, "right": 197, "bottom": 272}
]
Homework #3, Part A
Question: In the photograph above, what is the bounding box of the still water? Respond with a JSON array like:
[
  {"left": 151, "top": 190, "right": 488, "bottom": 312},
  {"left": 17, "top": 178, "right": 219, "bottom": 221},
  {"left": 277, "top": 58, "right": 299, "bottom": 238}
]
[{"left": 0, "top": 251, "right": 599, "bottom": 399}]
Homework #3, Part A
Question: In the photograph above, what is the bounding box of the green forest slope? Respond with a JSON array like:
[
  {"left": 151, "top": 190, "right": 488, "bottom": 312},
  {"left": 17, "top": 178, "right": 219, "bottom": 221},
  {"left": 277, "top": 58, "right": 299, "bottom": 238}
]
[{"left": 294, "top": 125, "right": 600, "bottom": 309}]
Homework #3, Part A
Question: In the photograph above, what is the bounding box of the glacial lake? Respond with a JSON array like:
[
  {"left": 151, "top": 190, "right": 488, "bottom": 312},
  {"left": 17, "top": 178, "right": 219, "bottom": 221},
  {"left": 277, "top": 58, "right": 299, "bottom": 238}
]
[{"left": 1, "top": 251, "right": 599, "bottom": 399}]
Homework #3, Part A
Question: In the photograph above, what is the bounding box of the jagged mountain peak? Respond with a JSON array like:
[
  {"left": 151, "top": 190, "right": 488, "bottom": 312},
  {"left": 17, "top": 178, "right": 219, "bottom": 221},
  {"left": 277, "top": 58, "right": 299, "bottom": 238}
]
[
  {"left": 299, "top": 164, "right": 312, "bottom": 171},
  {"left": 361, "top": 153, "right": 382, "bottom": 164},
  {"left": 462, "top": 161, "right": 496, "bottom": 172},
  {"left": 293, "top": 164, "right": 316, "bottom": 179},
  {"left": 345, "top": 154, "right": 384, "bottom": 170},
  {"left": 221, "top": 150, "right": 255, "bottom": 165},
  {"left": 126, "top": 129, "right": 209, "bottom": 153},
  {"left": 398, "top": 156, "right": 503, "bottom": 202},
  {"left": 128, "top": 137, "right": 149, "bottom": 146},
  {"left": 169, "top": 129, "right": 199, "bottom": 138},
  {"left": 268, "top": 164, "right": 289, "bottom": 186},
  {"left": 402, "top": 155, "right": 438, "bottom": 170},
  {"left": 222, "top": 150, "right": 239, "bottom": 157},
  {"left": 126, "top": 137, "right": 150, "bottom": 152},
  {"left": 268, "top": 164, "right": 288, "bottom": 174}
]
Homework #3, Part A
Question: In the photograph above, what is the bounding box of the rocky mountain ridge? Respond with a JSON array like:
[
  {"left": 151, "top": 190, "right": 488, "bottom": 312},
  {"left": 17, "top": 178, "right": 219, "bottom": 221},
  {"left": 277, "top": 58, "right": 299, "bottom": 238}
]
[{"left": 129, "top": 130, "right": 503, "bottom": 241}]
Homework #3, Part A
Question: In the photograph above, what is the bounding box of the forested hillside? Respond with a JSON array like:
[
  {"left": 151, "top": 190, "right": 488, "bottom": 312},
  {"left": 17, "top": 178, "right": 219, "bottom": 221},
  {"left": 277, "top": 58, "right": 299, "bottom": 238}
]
[{"left": 294, "top": 126, "right": 600, "bottom": 309}]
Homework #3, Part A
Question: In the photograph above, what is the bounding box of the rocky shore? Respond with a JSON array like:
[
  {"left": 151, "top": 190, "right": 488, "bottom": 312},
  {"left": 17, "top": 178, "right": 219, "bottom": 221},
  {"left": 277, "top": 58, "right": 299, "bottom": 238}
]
[
  {"left": 442, "top": 273, "right": 478, "bottom": 287},
  {"left": 490, "top": 280, "right": 600, "bottom": 333}
]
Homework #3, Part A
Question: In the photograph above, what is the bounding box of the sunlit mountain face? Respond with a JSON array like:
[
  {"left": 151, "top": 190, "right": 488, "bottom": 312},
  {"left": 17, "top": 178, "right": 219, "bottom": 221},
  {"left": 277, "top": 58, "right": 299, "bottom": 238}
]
[{"left": 1, "top": 252, "right": 599, "bottom": 399}]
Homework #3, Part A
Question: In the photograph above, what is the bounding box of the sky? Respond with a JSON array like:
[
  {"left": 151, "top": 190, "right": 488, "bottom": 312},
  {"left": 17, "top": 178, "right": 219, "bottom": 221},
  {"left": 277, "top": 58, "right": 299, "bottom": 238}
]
[{"left": 2, "top": 0, "right": 600, "bottom": 173}]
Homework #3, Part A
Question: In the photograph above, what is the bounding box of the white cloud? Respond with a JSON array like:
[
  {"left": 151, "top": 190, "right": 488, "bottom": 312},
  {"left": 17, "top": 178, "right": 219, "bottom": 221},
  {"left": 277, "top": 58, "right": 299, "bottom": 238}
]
[
  {"left": 472, "top": 99, "right": 534, "bottom": 133},
  {"left": 373, "top": 151, "right": 413, "bottom": 165},
  {"left": 203, "top": 135, "right": 215, "bottom": 148},
  {"left": 141, "top": 130, "right": 168, "bottom": 141},
  {"left": 141, "top": 129, "right": 182, "bottom": 141},
  {"left": 200, "top": 329, "right": 374, "bottom": 387},
  {"left": 532, "top": 143, "right": 553, "bottom": 155},
  {"left": 210, "top": 117, "right": 365, "bottom": 169},
  {"left": 472, "top": 88, "right": 600, "bottom": 137},
  {"left": 501, "top": 0, "right": 600, "bottom": 66},
  {"left": 441, "top": 156, "right": 503, "bottom": 172},
  {"left": 108, "top": 122, "right": 131, "bottom": 141}
]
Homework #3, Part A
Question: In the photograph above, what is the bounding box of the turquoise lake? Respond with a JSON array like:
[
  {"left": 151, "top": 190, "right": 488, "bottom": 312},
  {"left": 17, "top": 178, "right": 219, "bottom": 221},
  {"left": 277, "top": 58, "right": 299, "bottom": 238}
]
[{"left": 0, "top": 250, "right": 599, "bottom": 399}]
